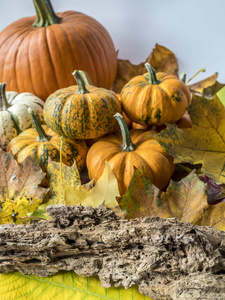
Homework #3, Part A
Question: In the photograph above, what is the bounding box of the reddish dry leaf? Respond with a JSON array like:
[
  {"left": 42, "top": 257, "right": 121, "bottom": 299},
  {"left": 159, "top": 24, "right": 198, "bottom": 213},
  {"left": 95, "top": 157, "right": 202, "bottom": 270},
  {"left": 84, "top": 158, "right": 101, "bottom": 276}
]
[
  {"left": 199, "top": 175, "right": 225, "bottom": 205},
  {"left": 0, "top": 149, "right": 48, "bottom": 203}
]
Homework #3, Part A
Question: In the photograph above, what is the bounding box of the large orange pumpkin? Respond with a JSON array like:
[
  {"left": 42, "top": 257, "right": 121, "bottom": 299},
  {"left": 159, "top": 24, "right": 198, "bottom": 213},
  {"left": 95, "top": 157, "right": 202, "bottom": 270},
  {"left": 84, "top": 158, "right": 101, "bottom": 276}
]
[{"left": 0, "top": 0, "right": 117, "bottom": 100}]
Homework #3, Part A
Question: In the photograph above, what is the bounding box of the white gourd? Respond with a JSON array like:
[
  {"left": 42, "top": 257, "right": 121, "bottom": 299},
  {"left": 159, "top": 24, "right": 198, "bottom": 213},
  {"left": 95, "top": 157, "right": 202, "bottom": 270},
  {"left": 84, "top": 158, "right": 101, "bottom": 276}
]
[{"left": 0, "top": 83, "right": 44, "bottom": 149}]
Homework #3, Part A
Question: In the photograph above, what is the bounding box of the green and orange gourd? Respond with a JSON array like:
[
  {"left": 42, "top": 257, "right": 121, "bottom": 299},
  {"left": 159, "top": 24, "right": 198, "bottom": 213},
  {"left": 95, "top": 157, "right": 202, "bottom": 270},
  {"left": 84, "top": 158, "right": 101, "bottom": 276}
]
[
  {"left": 44, "top": 70, "right": 122, "bottom": 140},
  {"left": 7, "top": 107, "right": 88, "bottom": 186}
]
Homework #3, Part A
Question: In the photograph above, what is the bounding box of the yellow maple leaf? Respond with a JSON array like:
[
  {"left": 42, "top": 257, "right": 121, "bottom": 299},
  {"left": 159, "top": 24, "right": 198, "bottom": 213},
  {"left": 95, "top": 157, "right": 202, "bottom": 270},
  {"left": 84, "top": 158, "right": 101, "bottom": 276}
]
[
  {"left": 46, "top": 157, "right": 120, "bottom": 210},
  {"left": 155, "top": 90, "right": 225, "bottom": 184},
  {"left": 65, "top": 161, "right": 119, "bottom": 208},
  {"left": 0, "top": 196, "right": 42, "bottom": 225},
  {"left": 46, "top": 160, "right": 81, "bottom": 205}
]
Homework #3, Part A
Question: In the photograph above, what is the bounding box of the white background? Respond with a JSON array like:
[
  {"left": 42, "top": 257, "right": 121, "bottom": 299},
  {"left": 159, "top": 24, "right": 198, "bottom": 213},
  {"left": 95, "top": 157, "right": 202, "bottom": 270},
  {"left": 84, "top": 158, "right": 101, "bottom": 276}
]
[{"left": 0, "top": 0, "right": 225, "bottom": 83}]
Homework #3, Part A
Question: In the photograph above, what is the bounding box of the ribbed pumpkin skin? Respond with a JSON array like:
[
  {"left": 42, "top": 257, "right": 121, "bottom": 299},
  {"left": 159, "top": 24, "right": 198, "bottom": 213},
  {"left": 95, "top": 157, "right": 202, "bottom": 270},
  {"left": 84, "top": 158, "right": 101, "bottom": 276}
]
[
  {"left": 7, "top": 126, "right": 88, "bottom": 174},
  {"left": 86, "top": 129, "right": 175, "bottom": 195},
  {"left": 0, "top": 90, "right": 44, "bottom": 150},
  {"left": 0, "top": 11, "right": 117, "bottom": 100},
  {"left": 44, "top": 85, "right": 122, "bottom": 139},
  {"left": 120, "top": 72, "right": 192, "bottom": 126}
]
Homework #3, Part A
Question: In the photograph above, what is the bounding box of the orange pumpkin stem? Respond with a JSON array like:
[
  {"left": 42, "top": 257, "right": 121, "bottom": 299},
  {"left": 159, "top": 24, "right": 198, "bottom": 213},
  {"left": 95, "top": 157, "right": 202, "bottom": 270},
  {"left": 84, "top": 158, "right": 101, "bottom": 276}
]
[
  {"left": 144, "top": 63, "right": 161, "bottom": 85},
  {"left": 0, "top": 82, "right": 10, "bottom": 111},
  {"left": 33, "top": 0, "right": 61, "bottom": 27},
  {"left": 28, "top": 107, "right": 51, "bottom": 142},
  {"left": 114, "top": 112, "right": 135, "bottom": 151},
  {"left": 73, "top": 70, "right": 90, "bottom": 94}
]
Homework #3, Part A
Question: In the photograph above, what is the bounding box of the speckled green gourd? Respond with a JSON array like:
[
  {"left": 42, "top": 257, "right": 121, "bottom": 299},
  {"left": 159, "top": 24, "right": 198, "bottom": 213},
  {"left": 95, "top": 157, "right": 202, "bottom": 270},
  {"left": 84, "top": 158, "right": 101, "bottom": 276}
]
[
  {"left": 7, "top": 108, "right": 88, "bottom": 186},
  {"left": 43, "top": 70, "right": 122, "bottom": 139},
  {"left": 120, "top": 63, "right": 192, "bottom": 126}
]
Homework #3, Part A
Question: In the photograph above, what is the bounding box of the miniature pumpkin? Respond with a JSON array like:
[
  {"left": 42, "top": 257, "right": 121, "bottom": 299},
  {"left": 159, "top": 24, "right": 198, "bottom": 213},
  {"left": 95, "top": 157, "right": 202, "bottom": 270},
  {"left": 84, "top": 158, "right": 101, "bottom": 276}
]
[
  {"left": 44, "top": 70, "right": 122, "bottom": 140},
  {"left": 86, "top": 113, "right": 175, "bottom": 195},
  {"left": 120, "top": 63, "right": 192, "bottom": 126},
  {"left": 0, "top": 0, "right": 117, "bottom": 100},
  {"left": 7, "top": 108, "right": 88, "bottom": 186},
  {"left": 0, "top": 82, "right": 44, "bottom": 150}
]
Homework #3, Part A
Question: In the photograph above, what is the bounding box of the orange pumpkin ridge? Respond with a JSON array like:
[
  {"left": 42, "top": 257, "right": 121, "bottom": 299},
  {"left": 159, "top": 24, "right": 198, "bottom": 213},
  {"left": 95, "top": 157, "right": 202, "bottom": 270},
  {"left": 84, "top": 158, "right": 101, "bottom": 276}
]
[
  {"left": 0, "top": 0, "right": 117, "bottom": 100},
  {"left": 120, "top": 63, "right": 192, "bottom": 126},
  {"left": 86, "top": 113, "right": 175, "bottom": 196},
  {"left": 7, "top": 107, "right": 88, "bottom": 186}
]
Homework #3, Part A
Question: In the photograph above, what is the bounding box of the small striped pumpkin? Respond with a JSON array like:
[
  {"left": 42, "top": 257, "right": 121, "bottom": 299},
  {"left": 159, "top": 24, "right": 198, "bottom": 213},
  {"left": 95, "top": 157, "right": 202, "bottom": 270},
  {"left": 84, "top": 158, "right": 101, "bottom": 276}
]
[{"left": 44, "top": 70, "right": 122, "bottom": 140}]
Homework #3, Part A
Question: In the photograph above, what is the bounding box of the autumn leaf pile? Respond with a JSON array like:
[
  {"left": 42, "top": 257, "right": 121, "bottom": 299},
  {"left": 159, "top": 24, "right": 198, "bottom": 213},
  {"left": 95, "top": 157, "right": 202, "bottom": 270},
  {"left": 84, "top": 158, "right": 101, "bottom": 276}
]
[{"left": 1, "top": 43, "right": 225, "bottom": 300}]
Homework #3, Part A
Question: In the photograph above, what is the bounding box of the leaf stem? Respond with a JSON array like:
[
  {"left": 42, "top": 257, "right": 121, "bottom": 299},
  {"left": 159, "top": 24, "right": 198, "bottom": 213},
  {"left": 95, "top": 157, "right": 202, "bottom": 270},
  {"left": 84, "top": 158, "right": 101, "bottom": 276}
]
[{"left": 185, "top": 68, "right": 206, "bottom": 85}]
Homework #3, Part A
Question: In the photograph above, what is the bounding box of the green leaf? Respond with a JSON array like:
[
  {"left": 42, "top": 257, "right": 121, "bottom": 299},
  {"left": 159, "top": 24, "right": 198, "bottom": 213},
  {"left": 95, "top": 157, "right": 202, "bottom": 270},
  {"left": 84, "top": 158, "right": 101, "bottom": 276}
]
[
  {"left": 217, "top": 86, "right": 225, "bottom": 106},
  {"left": 0, "top": 271, "right": 152, "bottom": 300}
]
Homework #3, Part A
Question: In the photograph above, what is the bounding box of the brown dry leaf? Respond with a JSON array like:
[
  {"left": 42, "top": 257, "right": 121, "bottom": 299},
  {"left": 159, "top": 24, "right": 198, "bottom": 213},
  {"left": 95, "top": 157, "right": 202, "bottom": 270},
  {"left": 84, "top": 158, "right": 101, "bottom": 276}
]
[
  {"left": 146, "top": 43, "right": 178, "bottom": 76},
  {"left": 0, "top": 149, "right": 48, "bottom": 203},
  {"left": 113, "top": 43, "right": 178, "bottom": 93},
  {"left": 188, "top": 72, "right": 218, "bottom": 93},
  {"left": 112, "top": 59, "right": 145, "bottom": 93},
  {"left": 118, "top": 169, "right": 225, "bottom": 230}
]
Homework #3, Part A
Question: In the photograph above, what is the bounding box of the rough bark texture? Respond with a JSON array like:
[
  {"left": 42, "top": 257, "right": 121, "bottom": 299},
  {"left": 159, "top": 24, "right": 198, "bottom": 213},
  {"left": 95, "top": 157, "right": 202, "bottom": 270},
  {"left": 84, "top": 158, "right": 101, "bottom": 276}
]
[{"left": 0, "top": 204, "right": 225, "bottom": 300}]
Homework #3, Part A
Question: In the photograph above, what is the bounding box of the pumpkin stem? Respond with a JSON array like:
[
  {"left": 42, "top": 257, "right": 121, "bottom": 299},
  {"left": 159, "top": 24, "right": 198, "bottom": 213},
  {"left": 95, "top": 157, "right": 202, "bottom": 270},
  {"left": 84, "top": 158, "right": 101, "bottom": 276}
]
[
  {"left": 32, "top": 0, "right": 61, "bottom": 27},
  {"left": 185, "top": 68, "right": 206, "bottom": 85},
  {"left": 114, "top": 113, "right": 135, "bottom": 152},
  {"left": 73, "top": 70, "right": 90, "bottom": 94},
  {"left": 28, "top": 107, "right": 51, "bottom": 142},
  {"left": 0, "top": 82, "right": 10, "bottom": 111},
  {"left": 145, "top": 63, "right": 161, "bottom": 85}
]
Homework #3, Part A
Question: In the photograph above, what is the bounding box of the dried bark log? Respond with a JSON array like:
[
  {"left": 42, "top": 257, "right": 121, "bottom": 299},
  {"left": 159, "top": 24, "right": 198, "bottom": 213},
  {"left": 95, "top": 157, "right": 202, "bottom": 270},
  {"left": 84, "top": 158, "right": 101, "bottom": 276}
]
[{"left": 0, "top": 204, "right": 225, "bottom": 300}]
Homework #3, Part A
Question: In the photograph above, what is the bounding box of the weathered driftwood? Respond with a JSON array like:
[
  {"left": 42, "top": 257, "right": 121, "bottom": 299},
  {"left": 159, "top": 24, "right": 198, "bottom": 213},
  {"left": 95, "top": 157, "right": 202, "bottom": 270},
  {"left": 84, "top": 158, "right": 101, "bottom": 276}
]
[{"left": 0, "top": 204, "right": 225, "bottom": 300}]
